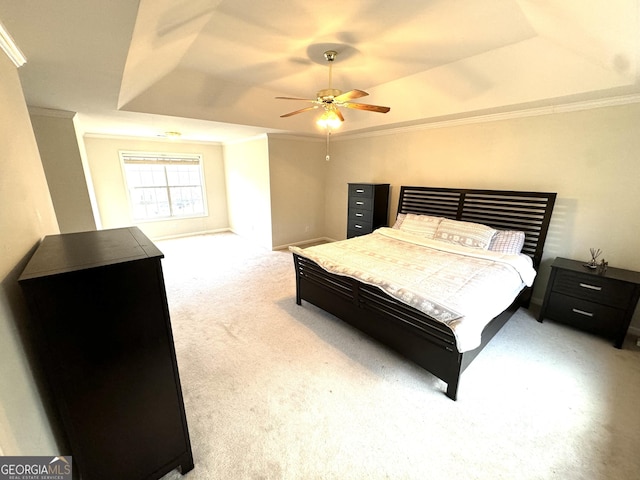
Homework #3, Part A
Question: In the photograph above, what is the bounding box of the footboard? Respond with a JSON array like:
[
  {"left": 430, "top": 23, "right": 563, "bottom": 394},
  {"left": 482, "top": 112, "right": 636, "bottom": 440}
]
[{"left": 293, "top": 252, "right": 466, "bottom": 399}]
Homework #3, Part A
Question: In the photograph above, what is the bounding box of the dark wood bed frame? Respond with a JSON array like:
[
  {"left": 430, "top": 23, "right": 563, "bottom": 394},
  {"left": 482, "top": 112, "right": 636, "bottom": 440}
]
[{"left": 292, "top": 186, "right": 556, "bottom": 400}]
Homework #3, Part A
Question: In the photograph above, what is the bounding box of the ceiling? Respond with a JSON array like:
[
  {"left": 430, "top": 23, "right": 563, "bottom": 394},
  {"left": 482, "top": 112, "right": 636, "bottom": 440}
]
[{"left": 1, "top": 0, "right": 639, "bottom": 143}]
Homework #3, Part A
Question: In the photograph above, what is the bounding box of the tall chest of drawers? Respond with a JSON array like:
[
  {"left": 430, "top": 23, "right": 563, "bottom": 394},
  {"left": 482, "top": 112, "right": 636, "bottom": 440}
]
[
  {"left": 347, "top": 183, "right": 390, "bottom": 238},
  {"left": 538, "top": 257, "right": 640, "bottom": 348},
  {"left": 18, "top": 227, "right": 194, "bottom": 480}
]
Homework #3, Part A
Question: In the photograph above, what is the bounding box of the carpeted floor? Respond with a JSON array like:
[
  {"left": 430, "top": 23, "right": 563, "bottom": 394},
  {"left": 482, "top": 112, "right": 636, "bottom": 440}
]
[{"left": 158, "top": 232, "right": 640, "bottom": 480}]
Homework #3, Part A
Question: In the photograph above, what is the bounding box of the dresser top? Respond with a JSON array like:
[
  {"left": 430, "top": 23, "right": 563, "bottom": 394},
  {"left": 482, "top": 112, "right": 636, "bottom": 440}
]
[
  {"left": 551, "top": 257, "right": 640, "bottom": 285},
  {"left": 19, "top": 227, "right": 163, "bottom": 281},
  {"left": 348, "top": 183, "right": 390, "bottom": 186}
]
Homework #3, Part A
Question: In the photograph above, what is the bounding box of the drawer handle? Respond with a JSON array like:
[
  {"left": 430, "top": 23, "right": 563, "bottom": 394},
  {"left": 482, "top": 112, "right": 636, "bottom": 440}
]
[
  {"left": 356, "top": 189, "right": 365, "bottom": 193},
  {"left": 579, "top": 283, "right": 602, "bottom": 291},
  {"left": 355, "top": 213, "right": 363, "bottom": 217},
  {"left": 356, "top": 201, "right": 364, "bottom": 205},
  {"left": 572, "top": 308, "right": 594, "bottom": 317},
  {"left": 355, "top": 224, "right": 363, "bottom": 229}
]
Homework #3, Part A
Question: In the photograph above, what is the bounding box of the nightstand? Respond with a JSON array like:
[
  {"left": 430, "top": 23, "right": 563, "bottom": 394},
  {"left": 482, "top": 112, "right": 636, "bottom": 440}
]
[
  {"left": 538, "top": 257, "right": 640, "bottom": 348},
  {"left": 347, "top": 183, "right": 390, "bottom": 238}
]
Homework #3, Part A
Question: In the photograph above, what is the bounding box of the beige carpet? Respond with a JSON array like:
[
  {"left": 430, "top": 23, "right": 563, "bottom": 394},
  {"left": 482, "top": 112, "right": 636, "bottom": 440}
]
[{"left": 158, "top": 232, "right": 640, "bottom": 480}]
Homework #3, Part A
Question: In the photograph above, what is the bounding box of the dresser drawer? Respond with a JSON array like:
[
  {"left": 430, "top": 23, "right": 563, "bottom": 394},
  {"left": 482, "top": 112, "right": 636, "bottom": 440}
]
[
  {"left": 347, "top": 228, "right": 370, "bottom": 238},
  {"left": 546, "top": 292, "right": 624, "bottom": 338},
  {"left": 346, "top": 183, "right": 389, "bottom": 239},
  {"left": 349, "top": 196, "right": 374, "bottom": 211},
  {"left": 553, "top": 269, "right": 634, "bottom": 308},
  {"left": 347, "top": 218, "right": 372, "bottom": 234},
  {"left": 349, "top": 208, "right": 373, "bottom": 222},
  {"left": 348, "top": 184, "right": 374, "bottom": 198}
]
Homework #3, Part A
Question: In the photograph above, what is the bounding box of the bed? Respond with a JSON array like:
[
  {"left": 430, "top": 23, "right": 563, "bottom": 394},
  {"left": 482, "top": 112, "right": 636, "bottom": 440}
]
[{"left": 291, "top": 186, "right": 556, "bottom": 400}]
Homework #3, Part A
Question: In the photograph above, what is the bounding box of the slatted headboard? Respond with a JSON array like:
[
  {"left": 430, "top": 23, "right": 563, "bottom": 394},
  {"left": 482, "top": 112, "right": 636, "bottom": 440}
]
[{"left": 397, "top": 186, "right": 557, "bottom": 268}]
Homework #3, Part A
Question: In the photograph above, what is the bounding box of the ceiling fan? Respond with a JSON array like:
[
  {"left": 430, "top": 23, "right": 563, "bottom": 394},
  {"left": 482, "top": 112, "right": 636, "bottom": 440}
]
[{"left": 276, "top": 50, "right": 390, "bottom": 128}]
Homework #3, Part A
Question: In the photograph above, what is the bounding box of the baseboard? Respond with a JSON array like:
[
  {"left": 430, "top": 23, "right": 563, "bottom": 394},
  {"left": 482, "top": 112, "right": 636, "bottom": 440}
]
[
  {"left": 273, "top": 237, "right": 334, "bottom": 251},
  {"left": 627, "top": 325, "right": 640, "bottom": 337},
  {"left": 151, "top": 228, "right": 231, "bottom": 241}
]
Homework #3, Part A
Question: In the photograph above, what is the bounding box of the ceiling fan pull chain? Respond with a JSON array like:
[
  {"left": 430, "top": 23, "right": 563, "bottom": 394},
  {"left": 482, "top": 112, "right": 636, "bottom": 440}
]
[{"left": 325, "top": 130, "right": 331, "bottom": 161}]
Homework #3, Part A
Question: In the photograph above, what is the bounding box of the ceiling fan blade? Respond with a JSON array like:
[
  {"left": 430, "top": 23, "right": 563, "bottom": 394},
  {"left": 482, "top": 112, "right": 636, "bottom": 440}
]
[
  {"left": 334, "top": 89, "right": 369, "bottom": 103},
  {"left": 342, "top": 102, "right": 390, "bottom": 114},
  {"left": 275, "top": 96, "right": 316, "bottom": 102},
  {"left": 335, "top": 108, "right": 345, "bottom": 122},
  {"left": 280, "top": 106, "right": 318, "bottom": 118}
]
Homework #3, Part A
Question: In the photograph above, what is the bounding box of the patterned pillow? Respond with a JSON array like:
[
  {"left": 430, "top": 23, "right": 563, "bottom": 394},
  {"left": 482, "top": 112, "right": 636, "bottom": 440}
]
[
  {"left": 489, "top": 230, "right": 526, "bottom": 254},
  {"left": 398, "top": 214, "right": 443, "bottom": 238},
  {"left": 434, "top": 218, "right": 496, "bottom": 249},
  {"left": 391, "top": 213, "right": 406, "bottom": 229}
]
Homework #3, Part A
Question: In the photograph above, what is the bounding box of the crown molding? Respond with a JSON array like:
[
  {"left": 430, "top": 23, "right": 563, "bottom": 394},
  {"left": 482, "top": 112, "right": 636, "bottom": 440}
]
[
  {"left": 28, "top": 106, "right": 76, "bottom": 118},
  {"left": 336, "top": 93, "right": 640, "bottom": 141},
  {"left": 265, "top": 132, "right": 324, "bottom": 143},
  {"left": 0, "top": 20, "right": 26, "bottom": 67},
  {"left": 83, "top": 132, "right": 223, "bottom": 145}
]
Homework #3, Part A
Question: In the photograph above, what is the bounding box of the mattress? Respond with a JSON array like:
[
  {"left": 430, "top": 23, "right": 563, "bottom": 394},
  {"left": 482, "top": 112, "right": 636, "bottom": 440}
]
[{"left": 290, "top": 227, "right": 536, "bottom": 352}]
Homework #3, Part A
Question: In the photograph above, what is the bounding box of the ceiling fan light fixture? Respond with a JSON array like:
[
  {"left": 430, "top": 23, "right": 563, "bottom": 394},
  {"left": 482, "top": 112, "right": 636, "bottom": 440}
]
[{"left": 316, "top": 109, "right": 342, "bottom": 129}]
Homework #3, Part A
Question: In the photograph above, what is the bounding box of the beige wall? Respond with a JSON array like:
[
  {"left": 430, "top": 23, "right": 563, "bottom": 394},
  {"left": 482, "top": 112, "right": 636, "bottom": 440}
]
[
  {"left": 325, "top": 102, "right": 640, "bottom": 329},
  {"left": 83, "top": 136, "right": 229, "bottom": 240},
  {"left": 30, "top": 110, "right": 97, "bottom": 233},
  {"left": 0, "top": 54, "right": 59, "bottom": 455},
  {"left": 267, "top": 136, "right": 326, "bottom": 248},
  {"left": 224, "top": 136, "right": 273, "bottom": 249}
]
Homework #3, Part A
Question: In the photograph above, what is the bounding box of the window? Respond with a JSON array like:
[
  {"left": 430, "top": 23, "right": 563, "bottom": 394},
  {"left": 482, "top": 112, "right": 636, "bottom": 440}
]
[{"left": 120, "top": 151, "right": 207, "bottom": 221}]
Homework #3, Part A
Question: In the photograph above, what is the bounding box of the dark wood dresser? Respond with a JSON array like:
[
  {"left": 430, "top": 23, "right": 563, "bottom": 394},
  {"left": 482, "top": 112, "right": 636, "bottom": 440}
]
[
  {"left": 347, "top": 183, "right": 390, "bottom": 238},
  {"left": 538, "top": 257, "right": 640, "bottom": 348},
  {"left": 19, "top": 227, "right": 194, "bottom": 480}
]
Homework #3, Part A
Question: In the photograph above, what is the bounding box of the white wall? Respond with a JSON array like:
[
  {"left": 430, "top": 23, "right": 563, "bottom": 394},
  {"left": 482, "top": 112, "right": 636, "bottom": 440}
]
[
  {"left": 224, "top": 136, "right": 273, "bottom": 249},
  {"left": 0, "top": 53, "right": 59, "bottom": 455},
  {"left": 83, "top": 136, "right": 229, "bottom": 240},
  {"left": 267, "top": 136, "right": 326, "bottom": 248},
  {"left": 325, "top": 102, "right": 640, "bottom": 329},
  {"left": 30, "top": 109, "right": 97, "bottom": 233}
]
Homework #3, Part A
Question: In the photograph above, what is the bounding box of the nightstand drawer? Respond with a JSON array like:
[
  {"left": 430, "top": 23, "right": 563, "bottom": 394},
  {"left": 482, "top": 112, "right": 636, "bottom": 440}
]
[
  {"left": 553, "top": 269, "right": 634, "bottom": 308},
  {"left": 539, "top": 257, "right": 640, "bottom": 348},
  {"left": 348, "top": 184, "right": 374, "bottom": 198},
  {"left": 546, "top": 292, "right": 625, "bottom": 338},
  {"left": 349, "top": 196, "right": 374, "bottom": 211}
]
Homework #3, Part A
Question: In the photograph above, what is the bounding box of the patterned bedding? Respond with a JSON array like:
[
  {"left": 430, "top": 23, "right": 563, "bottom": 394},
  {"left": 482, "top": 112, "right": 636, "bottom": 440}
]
[{"left": 290, "top": 227, "right": 536, "bottom": 352}]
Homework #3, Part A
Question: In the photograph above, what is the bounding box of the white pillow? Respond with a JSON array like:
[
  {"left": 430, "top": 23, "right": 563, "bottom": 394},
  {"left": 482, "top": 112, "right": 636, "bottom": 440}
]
[
  {"left": 434, "top": 218, "right": 496, "bottom": 249},
  {"left": 398, "top": 214, "right": 443, "bottom": 238},
  {"left": 489, "top": 230, "right": 526, "bottom": 254},
  {"left": 392, "top": 213, "right": 406, "bottom": 229}
]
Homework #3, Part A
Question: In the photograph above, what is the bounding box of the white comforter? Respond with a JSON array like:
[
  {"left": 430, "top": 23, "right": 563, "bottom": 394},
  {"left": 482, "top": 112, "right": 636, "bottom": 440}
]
[{"left": 290, "top": 227, "right": 536, "bottom": 352}]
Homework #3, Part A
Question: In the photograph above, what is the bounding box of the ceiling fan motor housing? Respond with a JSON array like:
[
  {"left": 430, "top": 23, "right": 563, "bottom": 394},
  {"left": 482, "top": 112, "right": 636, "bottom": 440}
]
[{"left": 317, "top": 88, "right": 342, "bottom": 102}]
